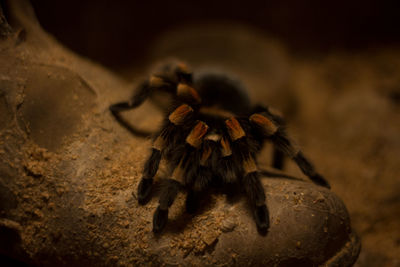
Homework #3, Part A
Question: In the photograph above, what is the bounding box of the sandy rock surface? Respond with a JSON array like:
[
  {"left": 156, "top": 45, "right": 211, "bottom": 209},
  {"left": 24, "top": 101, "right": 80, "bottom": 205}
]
[{"left": 5, "top": 0, "right": 400, "bottom": 266}]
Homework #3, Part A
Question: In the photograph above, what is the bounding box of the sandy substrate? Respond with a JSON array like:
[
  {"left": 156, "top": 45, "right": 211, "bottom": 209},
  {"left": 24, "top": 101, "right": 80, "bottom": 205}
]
[{"left": 1, "top": 1, "right": 399, "bottom": 266}]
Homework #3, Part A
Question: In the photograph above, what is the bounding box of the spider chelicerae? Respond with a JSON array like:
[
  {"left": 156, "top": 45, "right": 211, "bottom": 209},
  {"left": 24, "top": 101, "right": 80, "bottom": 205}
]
[{"left": 109, "top": 61, "right": 330, "bottom": 234}]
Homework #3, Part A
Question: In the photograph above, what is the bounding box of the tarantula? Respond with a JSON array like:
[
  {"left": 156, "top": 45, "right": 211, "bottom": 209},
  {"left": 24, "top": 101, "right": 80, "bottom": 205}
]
[{"left": 109, "top": 61, "right": 330, "bottom": 234}]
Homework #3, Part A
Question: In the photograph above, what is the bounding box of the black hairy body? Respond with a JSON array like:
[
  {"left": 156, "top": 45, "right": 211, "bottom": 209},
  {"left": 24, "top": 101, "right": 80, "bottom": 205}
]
[{"left": 109, "top": 61, "right": 330, "bottom": 234}]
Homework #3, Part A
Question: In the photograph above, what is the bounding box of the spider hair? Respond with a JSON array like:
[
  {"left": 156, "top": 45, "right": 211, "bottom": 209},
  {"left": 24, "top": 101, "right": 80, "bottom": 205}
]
[{"left": 109, "top": 61, "right": 330, "bottom": 234}]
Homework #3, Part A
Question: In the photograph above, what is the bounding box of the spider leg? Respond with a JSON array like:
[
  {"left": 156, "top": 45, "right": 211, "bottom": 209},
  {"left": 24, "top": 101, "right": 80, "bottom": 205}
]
[
  {"left": 137, "top": 104, "right": 195, "bottom": 205},
  {"left": 241, "top": 150, "right": 269, "bottom": 234},
  {"left": 186, "top": 167, "right": 211, "bottom": 214},
  {"left": 251, "top": 104, "right": 287, "bottom": 170},
  {"left": 185, "top": 143, "right": 214, "bottom": 214},
  {"left": 292, "top": 151, "right": 330, "bottom": 188},
  {"left": 137, "top": 129, "right": 168, "bottom": 204},
  {"left": 137, "top": 148, "right": 161, "bottom": 204},
  {"left": 110, "top": 81, "right": 151, "bottom": 112},
  {"left": 111, "top": 60, "right": 193, "bottom": 114},
  {"left": 218, "top": 137, "right": 238, "bottom": 183},
  {"left": 153, "top": 178, "right": 182, "bottom": 233},
  {"left": 184, "top": 122, "right": 211, "bottom": 214},
  {"left": 243, "top": 170, "right": 269, "bottom": 234},
  {"left": 225, "top": 117, "right": 270, "bottom": 234},
  {"left": 109, "top": 62, "right": 195, "bottom": 136},
  {"left": 271, "top": 129, "right": 330, "bottom": 188},
  {"left": 109, "top": 82, "right": 154, "bottom": 137},
  {"left": 250, "top": 113, "right": 330, "bottom": 188},
  {"left": 272, "top": 148, "right": 285, "bottom": 170},
  {"left": 153, "top": 153, "right": 199, "bottom": 232},
  {"left": 153, "top": 120, "right": 209, "bottom": 233}
]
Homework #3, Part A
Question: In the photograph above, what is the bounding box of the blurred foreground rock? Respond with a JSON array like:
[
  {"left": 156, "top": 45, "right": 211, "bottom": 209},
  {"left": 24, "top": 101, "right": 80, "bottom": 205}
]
[{"left": 0, "top": 0, "right": 360, "bottom": 266}]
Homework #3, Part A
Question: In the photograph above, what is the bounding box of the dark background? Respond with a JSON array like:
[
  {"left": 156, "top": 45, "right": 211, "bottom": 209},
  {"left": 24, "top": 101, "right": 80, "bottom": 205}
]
[{"left": 29, "top": 0, "right": 400, "bottom": 70}]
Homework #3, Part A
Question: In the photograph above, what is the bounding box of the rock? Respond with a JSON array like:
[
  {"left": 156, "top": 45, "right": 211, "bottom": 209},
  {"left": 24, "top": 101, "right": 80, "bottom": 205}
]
[
  {"left": 17, "top": 64, "right": 96, "bottom": 152},
  {"left": 0, "top": 0, "right": 360, "bottom": 266}
]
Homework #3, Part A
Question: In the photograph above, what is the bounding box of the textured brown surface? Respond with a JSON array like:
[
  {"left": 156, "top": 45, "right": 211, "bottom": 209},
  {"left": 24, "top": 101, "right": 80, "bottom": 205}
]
[{"left": 2, "top": 0, "right": 400, "bottom": 266}]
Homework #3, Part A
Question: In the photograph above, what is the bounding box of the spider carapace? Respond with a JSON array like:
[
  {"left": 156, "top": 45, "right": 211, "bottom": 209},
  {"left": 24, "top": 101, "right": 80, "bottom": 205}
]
[{"left": 109, "top": 61, "right": 330, "bottom": 234}]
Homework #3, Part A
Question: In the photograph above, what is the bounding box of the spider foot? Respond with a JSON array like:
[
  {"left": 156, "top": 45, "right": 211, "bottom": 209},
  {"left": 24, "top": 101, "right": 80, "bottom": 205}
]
[
  {"left": 153, "top": 206, "right": 168, "bottom": 233},
  {"left": 138, "top": 178, "right": 153, "bottom": 205},
  {"left": 254, "top": 205, "right": 269, "bottom": 235},
  {"left": 311, "top": 174, "right": 331, "bottom": 189}
]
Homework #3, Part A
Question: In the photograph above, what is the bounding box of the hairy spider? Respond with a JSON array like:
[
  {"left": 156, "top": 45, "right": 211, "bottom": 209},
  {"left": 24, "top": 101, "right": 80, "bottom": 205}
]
[{"left": 109, "top": 61, "right": 330, "bottom": 234}]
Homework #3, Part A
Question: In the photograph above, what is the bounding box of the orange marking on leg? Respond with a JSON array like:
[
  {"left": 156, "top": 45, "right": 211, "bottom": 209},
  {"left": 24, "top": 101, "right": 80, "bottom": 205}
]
[
  {"left": 152, "top": 135, "right": 165, "bottom": 151},
  {"left": 186, "top": 121, "right": 209, "bottom": 148},
  {"left": 225, "top": 117, "right": 245, "bottom": 141},
  {"left": 177, "top": 62, "right": 190, "bottom": 74},
  {"left": 149, "top": 75, "right": 167, "bottom": 87},
  {"left": 177, "top": 83, "right": 201, "bottom": 103},
  {"left": 220, "top": 137, "right": 232, "bottom": 157},
  {"left": 200, "top": 146, "right": 212, "bottom": 166},
  {"left": 243, "top": 156, "right": 257, "bottom": 175},
  {"left": 249, "top": 113, "right": 278, "bottom": 136},
  {"left": 168, "top": 104, "right": 193, "bottom": 125},
  {"left": 171, "top": 160, "right": 185, "bottom": 183}
]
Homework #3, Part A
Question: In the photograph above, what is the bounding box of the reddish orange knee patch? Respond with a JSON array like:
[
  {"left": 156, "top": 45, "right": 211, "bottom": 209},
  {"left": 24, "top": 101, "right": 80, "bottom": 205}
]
[
  {"left": 149, "top": 75, "right": 167, "bottom": 87},
  {"left": 152, "top": 135, "right": 165, "bottom": 151},
  {"left": 186, "top": 121, "right": 209, "bottom": 148},
  {"left": 177, "top": 83, "right": 201, "bottom": 103},
  {"left": 243, "top": 157, "right": 257, "bottom": 175},
  {"left": 249, "top": 113, "right": 278, "bottom": 136},
  {"left": 171, "top": 160, "right": 185, "bottom": 183},
  {"left": 220, "top": 137, "right": 232, "bottom": 157},
  {"left": 225, "top": 117, "right": 245, "bottom": 141},
  {"left": 168, "top": 104, "right": 193, "bottom": 125},
  {"left": 176, "top": 62, "right": 190, "bottom": 74}
]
